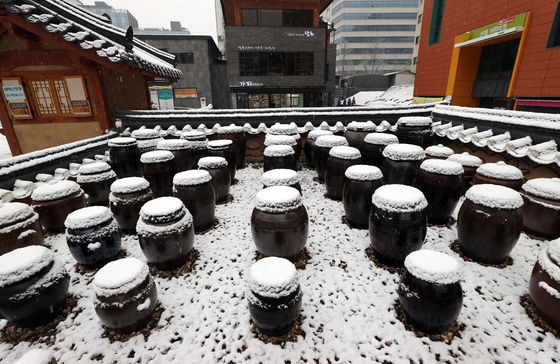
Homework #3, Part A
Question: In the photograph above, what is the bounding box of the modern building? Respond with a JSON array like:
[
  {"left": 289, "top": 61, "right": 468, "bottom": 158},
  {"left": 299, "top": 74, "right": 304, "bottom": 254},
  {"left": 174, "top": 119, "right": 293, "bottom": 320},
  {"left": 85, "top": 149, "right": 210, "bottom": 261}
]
[
  {"left": 322, "top": 0, "right": 420, "bottom": 76},
  {"left": 411, "top": 0, "right": 425, "bottom": 73},
  {"left": 80, "top": 1, "right": 139, "bottom": 30},
  {"left": 414, "top": 0, "right": 560, "bottom": 112}
]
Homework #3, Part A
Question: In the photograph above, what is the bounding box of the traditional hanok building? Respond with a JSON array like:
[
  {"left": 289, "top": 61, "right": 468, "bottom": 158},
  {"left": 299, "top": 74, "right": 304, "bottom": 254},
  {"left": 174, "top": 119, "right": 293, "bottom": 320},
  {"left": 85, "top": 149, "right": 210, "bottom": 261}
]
[{"left": 0, "top": 0, "right": 182, "bottom": 155}]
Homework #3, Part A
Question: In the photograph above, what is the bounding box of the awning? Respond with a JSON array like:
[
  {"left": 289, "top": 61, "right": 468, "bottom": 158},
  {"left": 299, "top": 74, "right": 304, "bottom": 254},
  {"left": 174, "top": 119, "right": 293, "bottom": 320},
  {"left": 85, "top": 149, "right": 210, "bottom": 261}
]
[{"left": 454, "top": 26, "right": 524, "bottom": 48}]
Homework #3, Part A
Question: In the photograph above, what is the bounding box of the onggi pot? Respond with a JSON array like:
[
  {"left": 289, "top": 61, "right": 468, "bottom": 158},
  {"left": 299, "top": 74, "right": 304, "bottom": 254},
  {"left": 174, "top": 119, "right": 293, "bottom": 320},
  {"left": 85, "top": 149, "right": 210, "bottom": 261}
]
[
  {"left": 380, "top": 143, "right": 425, "bottom": 186},
  {"left": 520, "top": 178, "right": 560, "bottom": 238},
  {"left": 424, "top": 144, "right": 454, "bottom": 160},
  {"left": 529, "top": 239, "right": 560, "bottom": 331},
  {"left": 314, "top": 135, "right": 348, "bottom": 182},
  {"left": 472, "top": 161, "right": 524, "bottom": 191},
  {"left": 343, "top": 164, "right": 383, "bottom": 228},
  {"left": 157, "top": 139, "right": 192, "bottom": 174},
  {"left": 173, "top": 170, "right": 216, "bottom": 233},
  {"left": 446, "top": 153, "right": 483, "bottom": 194},
  {"left": 198, "top": 156, "right": 231, "bottom": 203},
  {"left": 395, "top": 116, "right": 434, "bottom": 148},
  {"left": 344, "top": 121, "right": 376, "bottom": 152},
  {"left": 262, "top": 169, "right": 302, "bottom": 196},
  {"left": 325, "top": 146, "right": 362, "bottom": 201},
  {"left": 109, "top": 177, "right": 153, "bottom": 234},
  {"left": 108, "top": 137, "right": 143, "bottom": 178},
  {"left": 362, "top": 133, "right": 399, "bottom": 167},
  {"left": 77, "top": 162, "right": 117, "bottom": 206},
  {"left": 0, "top": 202, "right": 44, "bottom": 256},
  {"left": 263, "top": 145, "right": 297, "bottom": 172},
  {"left": 140, "top": 150, "right": 175, "bottom": 198},
  {"left": 304, "top": 130, "right": 332, "bottom": 168}
]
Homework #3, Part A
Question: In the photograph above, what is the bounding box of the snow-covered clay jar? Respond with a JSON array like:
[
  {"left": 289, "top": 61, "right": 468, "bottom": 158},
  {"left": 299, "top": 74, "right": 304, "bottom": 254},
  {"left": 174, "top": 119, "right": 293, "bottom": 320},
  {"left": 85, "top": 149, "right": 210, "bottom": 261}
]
[
  {"left": 325, "top": 146, "right": 362, "bottom": 201},
  {"left": 216, "top": 125, "right": 246, "bottom": 169},
  {"left": 198, "top": 156, "right": 231, "bottom": 203},
  {"left": 208, "top": 139, "right": 237, "bottom": 184},
  {"left": 369, "top": 185, "right": 428, "bottom": 267},
  {"left": 263, "top": 145, "right": 297, "bottom": 172},
  {"left": 251, "top": 186, "right": 308, "bottom": 262},
  {"left": 343, "top": 165, "right": 383, "bottom": 228},
  {"left": 268, "top": 123, "right": 302, "bottom": 159},
  {"left": 0, "top": 202, "right": 44, "bottom": 256},
  {"left": 262, "top": 169, "right": 302, "bottom": 196},
  {"left": 395, "top": 116, "right": 434, "bottom": 148},
  {"left": 520, "top": 178, "right": 560, "bottom": 239},
  {"left": 131, "top": 128, "right": 163, "bottom": 154},
  {"left": 0, "top": 246, "right": 69, "bottom": 326},
  {"left": 344, "top": 121, "right": 376, "bottom": 152},
  {"left": 181, "top": 131, "right": 209, "bottom": 169},
  {"left": 424, "top": 144, "right": 454, "bottom": 160},
  {"left": 14, "top": 349, "right": 57, "bottom": 364},
  {"left": 64, "top": 206, "right": 122, "bottom": 266},
  {"left": 529, "top": 239, "right": 560, "bottom": 331},
  {"left": 380, "top": 143, "right": 425, "bottom": 186},
  {"left": 362, "top": 132, "right": 399, "bottom": 167},
  {"left": 93, "top": 257, "right": 157, "bottom": 332},
  {"left": 314, "top": 135, "right": 349, "bottom": 182},
  {"left": 173, "top": 170, "right": 216, "bottom": 233},
  {"left": 137, "top": 197, "right": 195, "bottom": 270},
  {"left": 414, "top": 159, "right": 464, "bottom": 224},
  {"left": 141, "top": 150, "right": 175, "bottom": 198},
  {"left": 304, "top": 130, "right": 333, "bottom": 168},
  {"left": 77, "top": 162, "right": 117, "bottom": 206},
  {"left": 446, "top": 152, "right": 482, "bottom": 194},
  {"left": 398, "top": 250, "right": 463, "bottom": 334},
  {"left": 157, "top": 139, "right": 192, "bottom": 175},
  {"left": 31, "top": 180, "right": 87, "bottom": 233},
  {"left": 457, "top": 184, "right": 523, "bottom": 264},
  {"left": 246, "top": 257, "right": 303, "bottom": 335},
  {"left": 107, "top": 137, "right": 143, "bottom": 178},
  {"left": 473, "top": 161, "right": 524, "bottom": 191},
  {"left": 109, "top": 177, "right": 153, "bottom": 235}
]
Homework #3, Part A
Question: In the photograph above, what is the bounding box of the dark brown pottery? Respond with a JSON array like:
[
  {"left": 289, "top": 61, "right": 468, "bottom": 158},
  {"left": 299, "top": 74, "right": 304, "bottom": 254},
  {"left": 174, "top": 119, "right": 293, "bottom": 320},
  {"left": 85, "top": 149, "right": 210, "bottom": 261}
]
[
  {"left": 344, "top": 121, "right": 376, "bottom": 152},
  {"left": 380, "top": 144, "right": 425, "bottom": 186},
  {"left": 198, "top": 156, "right": 231, "bottom": 203},
  {"left": 395, "top": 116, "right": 434, "bottom": 148},
  {"left": 32, "top": 181, "right": 87, "bottom": 233},
  {"left": 0, "top": 202, "right": 44, "bottom": 256},
  {"left": 362, "top": 133, "right": 399, "bottom": 167},
  {"left": 425, "top": 144, "right": 454, "bottom": 160},
  {"left": 343, "top": 165, "right": 383, "bottom": 228},
  {"left": 304, "top": 130, "right": 333, "bottom": 168},
  {"left": 262, "top": 169, "right": 302, "bottom": 196},
  {"left": 268, "top": 124, "right": 302, "bottom": 159},
  {"left": 529, "top": 240, "right": 560, "bottom": 330},
  {"left": 141, "top": 151, "right": 175, "bottom": 198},
  {"left": 216, "top": 125, "right": 246, "bottom": 169},
  {"left": 131, "top": 129, "right": 163, "bottom": 153},
  {"left": 263, "top": 145, "right": 297, "bottom": 172},
  {"left": 314, "top": 135, "right": 348, "bottom": 182},
  {"left": 157, "top": 139, "right": 192, "bottom": 174},
  {"left": 108, "top": 137, "right": 143, "bottom": 178},
  {"left": 472, "top": 161, "right": 524, "bottom": 191},
  {"left": 109, "top": 177, "right": 153, "bottom": 235},
  {"left": 447, "top": 153, "right": 483, "bottom": 195},
  {"left": 520, "top": 178, "right": 560, "bottom": 238},
  {"left": 325, "top": 146, "right": 362, "bottom": 201},
  {"left": 208, "top": 139, "right": 237, "bottom": 184},
  {"left": 173, "top": 170, "right": 216, "bottom": 233},
  {"left": 77, "top": 162, "right": 117, "bottom": 206},
  {"left": 264, "top": 134, "right": 299, "bottom": 159}
]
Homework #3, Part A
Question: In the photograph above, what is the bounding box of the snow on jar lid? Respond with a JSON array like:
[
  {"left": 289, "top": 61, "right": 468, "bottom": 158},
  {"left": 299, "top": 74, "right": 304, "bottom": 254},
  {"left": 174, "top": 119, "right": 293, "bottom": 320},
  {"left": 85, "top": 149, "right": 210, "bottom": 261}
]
[
  {"left": 32, "top": 180, "right": 82, "bottom": 202},
  {"left": 307, "top": 130, "right": 333, "bottom": 141},
  {"left": 382, "top": 143, "right": 425, "bottom": 161},
  {"left": 545, "top": 238, "right": 560, "bottom": 267},
  {"left": 181, "top": 131, "right": 206, "bottom": 140},
  {"left": 262, "top": 169, "right": 299, "bottom": 187},
  {"left": 346, "top": 121, "right": 376, "bottom": 131},
  {"left": 425, "top": 144, "right": 454, "bottom": 158},
  {"left": 0, "top": 246, "right": 54, "bottom": 289},
  {"left": 174, "top": 170, "right": 212, "bottom": 187},
  {"left": 198, "top": 156, "right": 228, "bottom": 169},
  {"left": 316, "top": 135, "right": 348, "bottom": 148},
  {"left": 140, "top": 150, "right": 174, "bottom": 164},
  {"left": 446, "top": 152, "right": 482, "bottom": 168},
  {"left": 345, "top": 165, "right": 383, "bottom": 181},
  {"left": 420, "top": 159, "right": 464, "bottom": 176},
  {"left": 476, "top": 161, "right": 523, "bottom": 180},
  {"left": 108, "top": 137, "right": 137, "bottom": 147},
  {"left": 110, "top": 177, "right": 150, "bottom": 194},
  {"left": 0, "top": 202, "right": 35, "bottom": 228},
  {"left": 208, "top": 140, "right": 233, "bottom": 149},
  {"left": 329, "top": 146, "right": 361, "bottom": 160},
  {"left": 372, "top": 184, "right": 428, "bottom": 213},
  {"left": 65, "top": 206, "right": 113, "bottom": 230},
  {"left": 157, "top": 139, "right": 190, "bottom": 151},
  {"left": 78, "top": 162, "right": 112, "bottom": 175},
  {"left": 404, "top": 250, "right": 462, "bottom": 285},
  {"left": 397, "top": 116, "right": 432, "bottom": 126},
  {"left": 131, "top": 129, "right": 160, "bottom": 140},
  {"left": 14, "top": 348, "right": 55, "bottom": 364},
  {"left": 248, "top": 257, "right": 299, "bottom": 298},
  {"left": 140, "top": 196, "right": 188, "bottom": 224},
  {"left": 522, "top": 178, "right": 560, "bottom": 201},
  {"left": 255, "top": 186, "right": 302, "bottom": 213},
  {"left": 264, "top": 134, "right": 297, "bottom": 146},
  {"left": 269, "top": 123, "right": 298, "bottom": 135},
  {"left": 93, "top": 257, "right": 149, "bottom": 297},
  {"left": 217, "top": 125, "right": 243, "bottom": 134},
  {"left": 465, "top": 184, "right": 523, "bottom": 209},
  {"left": 364, "top": 133, "right": 399, "bottom": 145},
  {"left": 264, "top": 145, "right": 295, "bottom": 157}
]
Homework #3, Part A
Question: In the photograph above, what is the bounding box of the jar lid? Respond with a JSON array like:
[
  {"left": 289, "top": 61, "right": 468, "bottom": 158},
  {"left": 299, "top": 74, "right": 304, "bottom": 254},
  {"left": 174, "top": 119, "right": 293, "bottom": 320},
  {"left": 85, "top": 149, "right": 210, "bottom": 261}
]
[
  {"left": 345, "top": 165, "right": 383, "bottom": 181},
  {"left": 181, "top": 131, "right": 206, "bottom": 140},
  {"left": 397, "top": 116, "right": 432, "bottom": 126},
  {"left": 425, "top": 144, "right": 454, "bottom": 158},
  {"left": 247, "top": 257, "right": 299, "bottom": 298},
  {"left": 262, "top": 169, "right": 299, "bottom": 187},
  {"left": 54, "top": 168, "right": 70, "bottom": 177},
  {"left": 420, "top": 159, "right": 464, "bottom": 176},
  {"left": 364, "top": 133, "right": 399, "bottom": 145},
  {"left": 108, "top": 137, "right": 137, "bottom": 147},
  {"left": 466, "top": 184, "right": 523, "bottom": 209},
  {"left": 174, "top": 170, "right": 212, "bottom": 186},
  {"left": 217, "top": 125, "right": 243, "bottom": 134},
  {"left": 476, "top": 161, "right": 523, "bottom": 180},
  {"left": 315, "top": 135, "right": 348, "bottom": 148},
  {"left": 32, "top": 180, "right": 81, "bottom": 202},
  {"left": 110, "top": 177, "right": 150, "bottom": 194},
  {"left": 522, "top": 178, "right": 560, "bottom": 201},
  {"left": 13, "top": 348, "right": 55, "bottom": 364},
  {"left": 255, "top": 186, "right": 302, "bottom": 213},
  {"left": 35, "top": 173, "right": 54, "bottom": 182},
  {"left": 372, "top": 184, "right": 428, "bottom": 213},
  {"left": 404, "top": 250, "right": 462, "bottom": 284},
  {"left": 189, "top": 140, "right": 209, "bottom": 150},
  {"left": 264, "top": 134, "right": 297, "bottom": 147},
  {"left": 76, "top": 169, "right": 116, "bottom": 184},
  {"left": 198, "top": 156, "right": 228, "bottom": 169},
  {"left": 382, "top": 144, "right": 425, "bottom": 161},
  {"left": 140, "top": 150, "right": 174, "bottom": 164},
  {"left": 0, "top": 202, "right": 35, "bottom": 228},
  {"left": 307, "top": 130, "right": 333, "bottom": 141},
  {"left": 140, "top": 196, "right": 187, "bottom": 224},
  {"left": 546, "top": 239, "right": 560, "bottom": 268},
  {"left": 208, "top": 140, "right": 233, "bottom": 149},
  {"left": 446, "top": 152, "right": 483, "bottom": 167},
  {"left": 131, "top": 129, "right": 160, "bottom": 140},
  {"left": 157, "top": 139, "right": 190, "bottom": 151},
  {"left": 65, "top": 206, "right": 113, "bottom": 229},
  {"left": 329, "top": 146, "right": 361, "bottom": 160},
  {"left": 346, "top": 121, "right": 376, "bottom": 131},
  {"left": 269, "top": 123, "right": 298, "bottom": 135},
  {"left": 78, "top": 162, "right": 112, "bottom": 175},
  {"left": 0, "top": 246, "right": 54, "bottom": 289},
  {"left": 93, "top": 257, "right": 149, "bottom": 297},
  {"left": 264, "top": 145, "right": 295, "bottom": 157}
]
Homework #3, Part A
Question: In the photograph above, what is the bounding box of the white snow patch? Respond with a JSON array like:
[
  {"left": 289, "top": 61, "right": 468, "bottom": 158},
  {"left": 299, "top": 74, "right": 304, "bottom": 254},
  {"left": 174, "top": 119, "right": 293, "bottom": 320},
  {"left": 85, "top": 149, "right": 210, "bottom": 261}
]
[
  {"left": 315, "top": 135, "right": 348, "bottom": 148},
  {"left": 329, "top": 146, "right": 361, "bottom": 160},
  {"left": 262, "top": 169, "right": 299, "bottom": 187},
  {"left": 425, "top": 144, "right": 454, "bottom": 158},
  {"left": 382, "top": 143, "right": 425, "bottom": 161},
  {"left": 420, "top": 159, "right": 464, "bottom": 176},
  {"left": 446, "top": 152, "right": 482, "bottom": 167},
  {"left": 476, "top": 161, "right": 523, "bottom": 180},
  {"left": 174, "top": 170, "right": 212, "bottom": 187},
  {"left": 264, "top": 145, "right": 295, "bottom": 157},
  {"left": 254, "top": 186, "right": 302, "bottom": 213},
  {"left": 264, "top": 134, "right": 297, "bottom": 147},
  {"left": 307, "top": 130, "right": 333, "bottom": 141},
  {"left": 65, "top": 206, "right": 113, "bottom": 230},
  {"left": 140, "top": 150, "right": 174, "bottom": 164},
  {"left": 345, "top": 164, "right": 383, "bottom": 181},
  {"left": 0, "top": 246, "right": 53, "bottom": 288},
  {"left": 247, "top": 257, "right": 299, "bottom": 298},
  {"left": 364, "top": 133, "right": 399, "bottom": 145},
  {"left": 404, "top": 250, "right": 462, "bottom": 285},
  {"left": 31, "top": 180, "right": 81, "bottom": 202},
  {"left": 465, "top": 184, "right": 523, "bottom": 210},
  {"left": 93, "top": 257, "right": 149, "bottom": 297},
  {"left": 372, "top": 184, "right": 428, "bottom": 213},
  {"left": 198, "top": 156, "right": 228, "bottom": 169},
  {"left": 521, "top": 178, "right": 560, "bottom": 201},
  {"left": 110, "top": 177, "right": 150, "bottom": 194}
]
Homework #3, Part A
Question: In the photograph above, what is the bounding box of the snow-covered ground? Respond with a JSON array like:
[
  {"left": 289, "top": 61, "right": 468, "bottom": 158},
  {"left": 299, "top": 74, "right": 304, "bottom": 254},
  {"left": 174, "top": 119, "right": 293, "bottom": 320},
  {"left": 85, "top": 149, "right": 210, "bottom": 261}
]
[
  {"left": 0, "top": 134, "right": 12, "bottom": 160},
  {"left": 0, "top": 163, "right": 558, "bottom": 363}
]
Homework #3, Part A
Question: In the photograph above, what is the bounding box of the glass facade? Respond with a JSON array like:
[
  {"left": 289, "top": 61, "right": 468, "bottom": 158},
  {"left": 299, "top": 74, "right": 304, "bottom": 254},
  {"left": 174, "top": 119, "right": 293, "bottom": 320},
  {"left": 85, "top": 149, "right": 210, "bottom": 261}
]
[
  {"left": 239, "top": 52, "right": 314, "bottom": 76},
  {"left": 241, "top": 9, "right": 314, "bottom": 27}
]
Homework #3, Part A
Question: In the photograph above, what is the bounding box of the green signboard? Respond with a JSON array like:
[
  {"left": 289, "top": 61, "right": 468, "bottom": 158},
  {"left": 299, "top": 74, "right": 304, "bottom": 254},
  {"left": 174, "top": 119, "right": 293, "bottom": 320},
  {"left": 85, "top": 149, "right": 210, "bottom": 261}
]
[
  {"left": 158, "top": 90, "right": 173, "bottom": 100},
  {"left": 466, "top": 12, "right": 527, "bottom": 41}
]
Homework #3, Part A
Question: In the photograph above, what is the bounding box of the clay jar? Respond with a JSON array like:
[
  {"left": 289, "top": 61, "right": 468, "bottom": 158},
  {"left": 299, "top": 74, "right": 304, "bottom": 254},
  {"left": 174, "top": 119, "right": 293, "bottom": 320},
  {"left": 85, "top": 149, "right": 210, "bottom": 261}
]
[
  {"left": 520, "top": 178, "right": 560, "bottom": 239},
  {"left": 362, "top": 133, "right": 399, "bottom": 167},
  {"left": 77, "top": 162, "right": 117, "bottom": 206},
  {"left": 314, "top": 135, "right": 348, "bottom": 182},
  {"left": 343, "top": 165, "right": 383, "bottom": 228},
  {"left": 137, "top": 197, "right": 195, "bottom": 270},
  {"left": 93, "top": 257, "right": 157, "bottom": 332},
  {"left": 131, "top": 128, "right": 163, "bottom": 153},
  {"left": 369, "top": 185, "right": 428, "bottom": 267},
  {"left": 246, "top": 257, "right": 303, "bottom": 335},
  {"left": 268, "top": 123, "right": 302, "bottom": 159},
  {"left": 0, "top": 202, "right": 44, "bottom": 257},
  {"left": 262, "top": 169, "right": 302, "bottom": 196},
  {"left": 32, "top": 180, "right": 88, "bottom": 233},
  {"left": 141, "top": 150, "right": 175, "bottom": 198},
  {"left": 344, "top": 121, "right": 376, "bottom": 152},
  {"left": 529, "top": 239, "right": 560, "bottom": 331},
  {"left": 182, "top": 131, "right": 209, "bottom": 170},
  {"left": 425, "top": 144, "right": 454, "bottom": 160},
  {"left": 216, "top": 125, "right": 246, "bottom": 169},
  {"left": 108, "top": 137, "right": 143, "bottom": 178},
  {"left": 208, "top": 139, "right": 237, "bottom": 184},
  {"left": 325, "top": 146, "right": 362, "bottom": 201},
  {"left": 457, "top": 184, "right": 524, "bottom": 264},
  {"left": 263, "top": 145, "right": 297, "bottom": 172},
  {"left": 251, "top": 186, "right": 308, "bottom": 262},
  {"left": 473, "top": 161, "right": 524, "bottom": 191},
  {"left": 380, "top": 143, "right": 426, "bottom": 186},
  {"left": 157, "top": 139, "right": 192, "bottom": 174},
  {"left": 398, "top": 250, "right": 463, "bottom": 334},
  {"left": 65, "top": 206, "right": 122, "bottom": 267},
  {"left": 446, "top": 153, "right": 483, "bottom": 194},
  {"left": 395, "top": 116, "right": 434, "bottom": 148},
  {"left": 304, "top": 130, "right": 333, "bottom": 168},
  {"left": 198, "top": 156, "right": 231, "bottom": 203},
  {"left": 109, "top": 177, "right": 153, "bottom": 234},
  {"left": 264, "top": 134, "right": 299, "bottom": 159},
  {"left": 0, "top": 246, "right": 69, "bottom": 326},
  {"left": 173, "top": 170, "right": 215, "bottom": 233},
  {"left": 414, "top": 159, "right": 464, "bottom": 224}
]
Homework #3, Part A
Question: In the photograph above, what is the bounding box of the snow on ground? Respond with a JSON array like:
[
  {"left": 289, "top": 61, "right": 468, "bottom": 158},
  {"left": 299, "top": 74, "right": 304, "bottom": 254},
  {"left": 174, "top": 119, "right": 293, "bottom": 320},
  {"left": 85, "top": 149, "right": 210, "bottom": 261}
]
[
  {"left": 0, "top": 134, "right": 12, "bottom": 160},
  {"left": 364, "top": 85, "right": 414, "bottom": 108},
  {"left": 1, "top": 163, "right": 558, "bottom": 363}
]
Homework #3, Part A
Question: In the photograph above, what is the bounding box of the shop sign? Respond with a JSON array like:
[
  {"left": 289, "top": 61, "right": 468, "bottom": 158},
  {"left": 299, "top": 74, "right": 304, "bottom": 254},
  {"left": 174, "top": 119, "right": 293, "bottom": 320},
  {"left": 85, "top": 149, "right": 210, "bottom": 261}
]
[
  {"left": 158, "top": 90, "right": 173, "bottom": 100},
  {"left": 238, "top": 46, "right": 276, "bottom": 51},
  {"left": 466, "top": 13, "right": 527, "bottom": 41},
  {"left": 287, "top": 31, "right": 315, "bottom": 37},
  {"left": 2, "top": 85, "right": 25, "bottom": 100},
  {"left": 239, "top": 81, "right": 264, "bottom": 87},
  {"left": 412, "top": 96, "right": 444, "bottom": 104}
]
